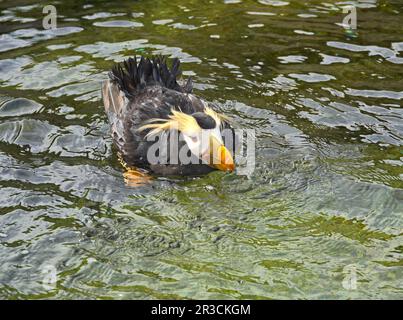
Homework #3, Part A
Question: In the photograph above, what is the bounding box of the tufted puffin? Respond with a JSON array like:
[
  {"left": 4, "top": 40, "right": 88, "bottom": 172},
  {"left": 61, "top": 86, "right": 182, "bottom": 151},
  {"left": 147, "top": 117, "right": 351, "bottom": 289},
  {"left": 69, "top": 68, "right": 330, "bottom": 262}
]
[{"left": 102, "top": 56, "right": 235, "bottom": 185}]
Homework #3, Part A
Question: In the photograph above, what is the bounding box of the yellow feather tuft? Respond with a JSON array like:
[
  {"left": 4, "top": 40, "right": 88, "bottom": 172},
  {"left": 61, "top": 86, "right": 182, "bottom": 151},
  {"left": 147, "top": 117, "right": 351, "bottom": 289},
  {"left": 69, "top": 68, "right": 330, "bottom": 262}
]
[
  {"left": 138, "top": 109, "right": 200, "bottom": 137},
  {"left": 138, "top": 120, "right": 173, "bottom": 137}
]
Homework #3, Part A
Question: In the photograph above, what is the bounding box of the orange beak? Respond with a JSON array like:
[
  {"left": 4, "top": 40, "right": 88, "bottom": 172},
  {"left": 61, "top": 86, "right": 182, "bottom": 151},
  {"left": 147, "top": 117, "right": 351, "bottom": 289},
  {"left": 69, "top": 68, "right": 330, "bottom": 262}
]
[{"left": 207, "top": 136, "right": 235, "bottom": 172}]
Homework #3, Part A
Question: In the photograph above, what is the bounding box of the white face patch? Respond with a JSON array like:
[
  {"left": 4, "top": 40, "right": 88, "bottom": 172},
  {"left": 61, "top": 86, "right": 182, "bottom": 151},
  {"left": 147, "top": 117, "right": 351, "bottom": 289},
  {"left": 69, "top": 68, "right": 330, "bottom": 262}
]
[{"left": 183, "top": 125, "right": 222, "bottom": 158}]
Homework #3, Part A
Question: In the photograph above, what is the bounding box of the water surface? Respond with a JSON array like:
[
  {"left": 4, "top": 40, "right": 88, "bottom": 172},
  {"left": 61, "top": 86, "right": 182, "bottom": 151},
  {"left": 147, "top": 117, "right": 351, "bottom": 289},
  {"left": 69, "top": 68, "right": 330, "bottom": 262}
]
[{"left": 0, "top": 0, "right": 402, "bottom": 299}]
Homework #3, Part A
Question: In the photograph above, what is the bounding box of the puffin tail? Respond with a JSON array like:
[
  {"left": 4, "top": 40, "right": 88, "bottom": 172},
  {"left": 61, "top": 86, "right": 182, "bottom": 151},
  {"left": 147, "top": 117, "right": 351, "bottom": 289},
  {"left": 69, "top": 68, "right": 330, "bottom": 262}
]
[{"left": 108, "top": 55, "right": 193, "bottom": 99}]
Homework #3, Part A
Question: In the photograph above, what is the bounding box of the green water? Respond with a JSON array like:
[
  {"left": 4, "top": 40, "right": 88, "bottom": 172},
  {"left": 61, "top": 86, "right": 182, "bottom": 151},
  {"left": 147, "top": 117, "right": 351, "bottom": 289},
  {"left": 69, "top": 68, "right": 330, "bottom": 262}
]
[{"left": 0, "top": 0, "right": 402, "bottom": 299}]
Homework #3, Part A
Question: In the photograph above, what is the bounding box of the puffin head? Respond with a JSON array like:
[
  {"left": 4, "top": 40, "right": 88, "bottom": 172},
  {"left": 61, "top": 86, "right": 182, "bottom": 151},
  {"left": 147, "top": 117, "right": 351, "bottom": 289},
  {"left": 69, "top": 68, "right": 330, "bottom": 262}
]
[{"left": 139, "top": 107, "right": 235, "bottom": 172}]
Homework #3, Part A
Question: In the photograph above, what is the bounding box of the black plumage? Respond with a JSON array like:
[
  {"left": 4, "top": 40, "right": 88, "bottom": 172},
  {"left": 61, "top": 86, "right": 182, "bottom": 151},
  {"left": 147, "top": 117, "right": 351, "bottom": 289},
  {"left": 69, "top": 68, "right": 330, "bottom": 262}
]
[{"left": 102, "top": 55, "right": 234, "bottom": 176}]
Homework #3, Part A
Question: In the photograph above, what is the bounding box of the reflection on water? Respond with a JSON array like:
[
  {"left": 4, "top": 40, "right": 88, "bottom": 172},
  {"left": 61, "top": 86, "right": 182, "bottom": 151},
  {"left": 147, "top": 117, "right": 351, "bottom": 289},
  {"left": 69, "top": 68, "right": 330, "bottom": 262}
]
[{"left": 0, "top": 0, "right": 402, "bottom": 299}]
